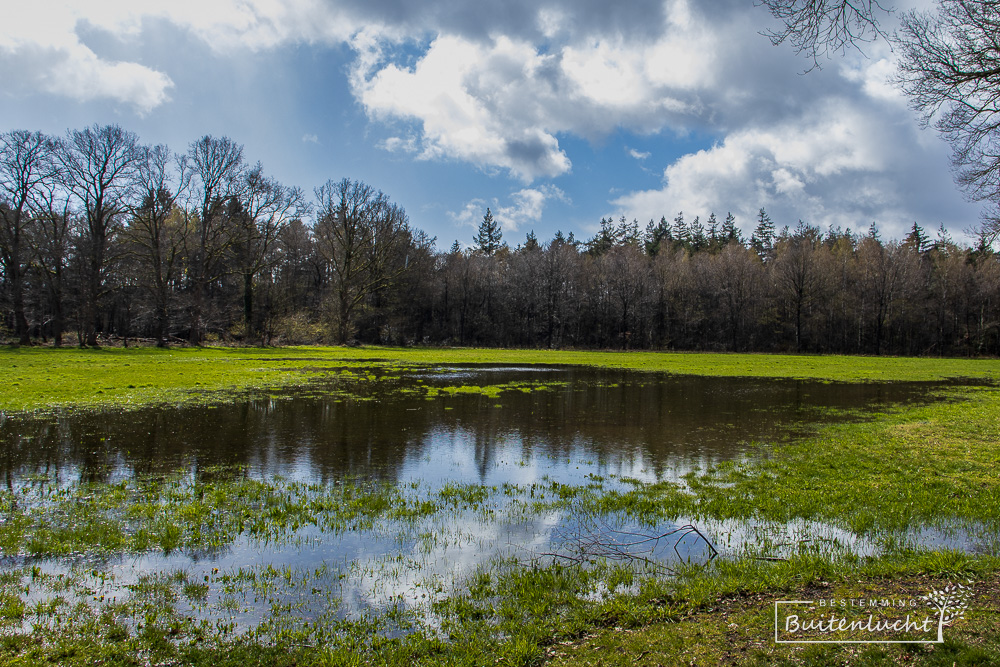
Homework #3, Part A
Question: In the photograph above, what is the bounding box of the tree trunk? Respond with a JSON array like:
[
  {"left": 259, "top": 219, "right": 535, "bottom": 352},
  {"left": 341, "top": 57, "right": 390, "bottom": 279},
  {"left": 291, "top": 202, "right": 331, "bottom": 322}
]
[
  {"left": 12, "top": 265, "right": 29, "bottom": 345},
  {"left": 243, "top": 271, "right": 254, "bottom": 335},
  {"left": 189, "top": 279, "right": 204, "bottom": 345}
]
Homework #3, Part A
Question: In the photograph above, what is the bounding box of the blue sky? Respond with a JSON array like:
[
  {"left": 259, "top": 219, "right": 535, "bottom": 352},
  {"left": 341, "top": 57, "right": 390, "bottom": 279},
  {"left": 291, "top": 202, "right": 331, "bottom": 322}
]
[{"left": 0, "top": 0, "right": 984, "bottom": 248}]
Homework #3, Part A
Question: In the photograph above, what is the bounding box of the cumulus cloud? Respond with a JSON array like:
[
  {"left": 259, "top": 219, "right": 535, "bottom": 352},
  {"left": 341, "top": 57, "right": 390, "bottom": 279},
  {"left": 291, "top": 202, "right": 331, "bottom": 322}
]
[
  {"left": 0, "top": 0, "right": 354, "bottom": 113},
  {"left": 0, "top": 3, "right": 173, "bottom": 113},
  {"left": 610, "top": 96, "right": 969, "bottom": 239},
  {"left": 450, "top": 186, "right": 567, "bottom": 232},
  {"left": 350, "top": 0, "right": 721, "bottom": 181},
  {"left": 354, "top": 35, "right": 572, "bottom": 181}
]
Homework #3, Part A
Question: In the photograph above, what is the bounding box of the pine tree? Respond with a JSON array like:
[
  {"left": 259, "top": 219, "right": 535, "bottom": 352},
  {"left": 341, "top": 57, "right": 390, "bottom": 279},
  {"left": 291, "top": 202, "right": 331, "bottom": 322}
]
[
  {"left": 643, "top": 216, "right": 672, "bottom": 256},
  {"left": 691, "top": 215, "right": 707, "bottom": 251},
  {"left": 619, "top": 216, "right": 641, "bottom": 246},
  {"left": 868, "top": 221, "right": 881, "bottom": 242},
  {"left": 751, "top": 207, "right": 775, "bottom": 259},
  {"left": 904, "top": 222, "right": 929, "bottom": 253},
  {"left": 588, "top": 217, "right": 619, "bottom": 254},
  {"left": 721, "top": 212, "right": 740, "bottom": 244},
  {"left": 523, "top": 230, "right": 539, "bottom": 251},
  {"left": 935, "top": 223, "right": 954, "bottom": 252},
  {"left": 475, "top": 208, "right": 503, "bottom": 255},
  {"left": 673, "top": 211, "right": 690, "bottom": 247},
  {"left": 450, "top": 239, "right": 462, "bottom": 255},
  {"left": 707, "top": 212, "right": 719, "bottom": 244}
]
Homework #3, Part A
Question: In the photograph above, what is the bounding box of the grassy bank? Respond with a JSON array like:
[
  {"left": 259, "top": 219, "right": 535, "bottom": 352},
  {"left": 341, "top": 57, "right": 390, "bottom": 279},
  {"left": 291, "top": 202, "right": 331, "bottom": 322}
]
[
  {"left": 1, "top": 346, "right": 999, "bottom": 665},
  {"left": 2, "top": 345, "right": 1000, "bottom": 413}
]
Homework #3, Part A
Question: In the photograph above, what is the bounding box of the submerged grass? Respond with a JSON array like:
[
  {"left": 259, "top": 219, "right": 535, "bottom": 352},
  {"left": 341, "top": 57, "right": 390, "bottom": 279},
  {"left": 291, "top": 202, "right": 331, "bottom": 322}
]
[{"left": 3, "top": 346, "right": 1000, "bottom": 664}]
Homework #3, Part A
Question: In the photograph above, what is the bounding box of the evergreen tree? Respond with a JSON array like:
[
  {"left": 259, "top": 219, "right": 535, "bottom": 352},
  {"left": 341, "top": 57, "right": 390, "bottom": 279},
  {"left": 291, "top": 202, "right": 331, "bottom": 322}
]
[
  {"left": 868, "top": 221, "right": 881, "bottom": 242},
  {"left": 619, "top": 216, "right": 641, "bottom": 246},
  {"left": 475, "top": 208, "right": 503, "bottom": 255},
  {"left": 523, "top": 230, "right": 539, "bottom": 251},
  {"left": 643, "top": 216, "right": 672, "bottom": 256},
  {"left": 935, "top": 223, "right": 954, "bottom": 252},
  {"left": 707, "top": 212, "right": 719, "bottom": 245},
  {"left": 972, "top": 226, "right": 995, "bottom": 259},
  {"left": 588, "top": 217, "right": 619, "bottom": 254},
  {"left": 750, "top": 207, "right": 775, "bottom": 259},
  {"left": 904, "top": 222, "right": 929, "bottom": 253},
  {"left": 673, "top": 211, "right": 690, "bottom": 247},
  {"left": 450, "top": 239, "right": 461, "bottom": 254},
  {"left": 721, "top": 212, "right": 740, "bottom": 244},
  {"left": 691, "top": 215, "right": 707, "bottom": 251}
]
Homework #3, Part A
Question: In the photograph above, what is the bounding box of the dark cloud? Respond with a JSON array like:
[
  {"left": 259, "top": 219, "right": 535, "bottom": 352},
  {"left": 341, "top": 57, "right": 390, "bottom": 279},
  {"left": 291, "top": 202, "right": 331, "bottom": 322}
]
[{"left": 330, "top": 0, "right": 669, "bottom": 43}]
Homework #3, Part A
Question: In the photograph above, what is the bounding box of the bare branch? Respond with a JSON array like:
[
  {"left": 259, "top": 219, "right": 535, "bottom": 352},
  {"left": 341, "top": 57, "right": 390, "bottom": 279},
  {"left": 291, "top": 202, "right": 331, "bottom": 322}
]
[
  {"left": 759, "top": 0, "right": 893, "bottom": 67},
  {"left": 896, "top": 1, "right": 1000, "bottom": 238}
]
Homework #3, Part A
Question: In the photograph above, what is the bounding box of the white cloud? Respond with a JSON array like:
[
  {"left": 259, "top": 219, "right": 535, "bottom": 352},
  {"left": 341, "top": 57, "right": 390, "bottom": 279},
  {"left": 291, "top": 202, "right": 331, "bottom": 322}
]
[
  {"left": 628, "top": 148, "right": 651, "bottom": 160},
  {"left": 350, "top": 0, "right": 721, "bottom": 181},
  {"left": 380, "top": 135, "right": 419, "bottom": 153},
  {"left": 450, "top": 185, "right": 567, "bottom": 231},
  {"left": 354, "top": 34, "right": 572, "bottom": 181},
  {"left": 0, "top": 3, "right": 173, "bottom": 113},
  {"left": 301, "top": 133, "right": 319, "bottom": 144},
  {"left": 610, "top": 98, "right": 958, "bottom": 239},
  {"left": 0, "top": 0, "right": 352, "bottom": 113}
]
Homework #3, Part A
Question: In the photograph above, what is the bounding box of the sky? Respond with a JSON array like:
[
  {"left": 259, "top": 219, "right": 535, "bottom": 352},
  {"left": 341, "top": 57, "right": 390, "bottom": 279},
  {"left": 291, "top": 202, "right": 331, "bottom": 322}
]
[{"left": 0, "top": 0, "right": 985, "bottom": 248}]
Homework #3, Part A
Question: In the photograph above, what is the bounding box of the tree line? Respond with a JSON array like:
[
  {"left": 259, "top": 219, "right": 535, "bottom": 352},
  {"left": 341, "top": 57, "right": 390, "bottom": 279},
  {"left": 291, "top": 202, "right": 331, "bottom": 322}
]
[{"left": 2, "top": 124, "right": 1000, "bottom": 356}]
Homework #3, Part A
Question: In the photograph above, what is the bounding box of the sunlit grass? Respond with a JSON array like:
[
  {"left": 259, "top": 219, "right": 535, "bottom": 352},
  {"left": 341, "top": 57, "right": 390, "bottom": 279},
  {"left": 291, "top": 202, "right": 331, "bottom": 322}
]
[
  {"left": 3, "top": 348, "right": 1000, "bottom": 664},
  {"left": 3, "top": 345, "right": 1000, "bottom": 413}
]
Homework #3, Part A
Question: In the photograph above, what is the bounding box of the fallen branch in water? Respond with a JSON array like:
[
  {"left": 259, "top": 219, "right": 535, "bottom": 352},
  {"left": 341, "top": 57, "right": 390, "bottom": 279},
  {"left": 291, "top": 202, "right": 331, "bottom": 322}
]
[{"left": 526, "top": 516, "right": 719, "bottom": 574}]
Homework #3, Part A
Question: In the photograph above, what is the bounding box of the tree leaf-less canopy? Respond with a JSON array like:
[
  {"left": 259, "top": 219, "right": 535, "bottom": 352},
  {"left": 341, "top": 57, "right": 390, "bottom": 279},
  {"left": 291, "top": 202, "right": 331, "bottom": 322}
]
[
  {"left": 896, "top": 0, "right": 1000, "bottom": 245},
  {"left": 760, "top": 0, "right": 892, "bottom": 65},
  {"left": 762, "top": 0, "right": 1000, "bottom": 245}
]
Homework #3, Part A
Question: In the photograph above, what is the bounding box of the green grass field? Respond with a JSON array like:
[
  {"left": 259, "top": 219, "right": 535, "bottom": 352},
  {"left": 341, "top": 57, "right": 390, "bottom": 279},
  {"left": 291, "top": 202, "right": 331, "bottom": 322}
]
[
  {"left": 1, "top": 345, "right": 999, "bottom": 665},
  {"left": 2, "top": 345, "right": 1000, "bottom": 413}
]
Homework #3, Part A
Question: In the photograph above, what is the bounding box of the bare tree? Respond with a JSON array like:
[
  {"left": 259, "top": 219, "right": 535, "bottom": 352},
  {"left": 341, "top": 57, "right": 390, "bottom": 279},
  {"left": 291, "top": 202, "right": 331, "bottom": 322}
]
[
  {"left": 764, "top": 1, "right": 1000, "bottom": 244},
  {"left": 313, "top": 178, "right": 409, "bottom": 343},
  {"left": 773, "top": 223, "right": 830, "bottom": 350},
  {"left": 59, "top": 124, "right": 142, "bottom": 346},
  {"left": 541, "top": 236, "right": 579, "bottom": 348},
  {"left": 228, "top": 164, "right": 306, "bottom": 339},
  {"left": 972, "top": 252, "right": 1000, "bottom": 353},
  {"left": 186, "top": 135, "right": 244, "bottom": 344},
  {"left": 440, "top": 245, "right": 475, "bottom": 344},
  {"left": 855, "top": 235, "right": 920, "bottom": 354},
  {"left": 125, "top": 145, "right": 189, "bottom": 346},
  {"left": 0, "top": 130, "right": 59, "bottom": 344},
  {"left": 28, "top": 182, "right": 73, "bottom": 345},
  {"left": 604, "top": 244, "right": 648, "bottom": 349},
  {"left": 710, "top": 241, "right": 764, "bottom": 351}
]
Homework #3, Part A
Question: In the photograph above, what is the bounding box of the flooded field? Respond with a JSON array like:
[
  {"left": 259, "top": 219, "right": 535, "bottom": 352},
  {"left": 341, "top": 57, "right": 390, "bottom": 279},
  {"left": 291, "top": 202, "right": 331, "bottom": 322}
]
[
  {"left": 0, "top": 365, "right": 991, "bottom": 642},
  {"left": 0, "top": 365, "right": 950, "bottom": 484}
]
